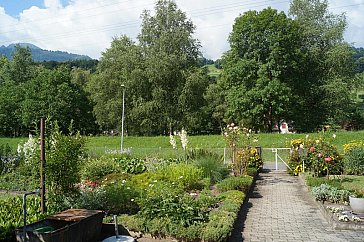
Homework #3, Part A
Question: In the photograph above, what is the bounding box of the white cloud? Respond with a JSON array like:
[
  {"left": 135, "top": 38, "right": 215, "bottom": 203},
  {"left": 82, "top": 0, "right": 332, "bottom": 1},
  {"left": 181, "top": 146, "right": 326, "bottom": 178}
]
[{"left": 0, "top": 0, "right": 362, "bottom": 60}]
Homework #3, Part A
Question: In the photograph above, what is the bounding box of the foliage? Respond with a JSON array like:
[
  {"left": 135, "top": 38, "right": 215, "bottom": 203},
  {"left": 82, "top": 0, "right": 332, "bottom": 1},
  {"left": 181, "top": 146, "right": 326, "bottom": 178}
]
[
  {"left": 0, "top": 196, "right": 46, "bottom": 242},
  {"left": 89, "top": 0, "right": 209, "bottom": 135},
  {"left": 162, "top": 163, "right": 204, "bottom": 190},
  {"left": 81, "top": 157, "right": 122, "bottom": 181},
  {"left": 223, "top": 123, "right": 260, "bottom": 175},
  {"left": 221, "top": 8, "right": 301, "bottom": 132},
  {"left": 342, "top": 146, "right": 364, "bottom": 175},
  {"left": 0, "top": 144, "right": 20, "bottom": 175},
  {"left": 103, "top": 180, "right": 139, "bottom": 214},
  {"left": 216, "top": 175, "right": 253, "bottom": 193},
  {"left": 287, "top": 139, "right": 305, "bottom": 175},
  {"left": 201, "top": 190, "right": 245, "bottom": 242},
  {"left": 311, "top": 184, "right": 351, "bottom": 204},
  {"left": 192, "top": 151, "right": 228, "bottom": 184},
  {"left": 46, "top": 122, "right": 86, "bottom": 195},
  {"left": 137, "top": 181, "right": 210, "bottom": 227},
  {"left": 117, "top": 157, "right": 147, "bottom": 174},
  {"left": 304, "top": 138, "right": 342, "bottom": 177}
]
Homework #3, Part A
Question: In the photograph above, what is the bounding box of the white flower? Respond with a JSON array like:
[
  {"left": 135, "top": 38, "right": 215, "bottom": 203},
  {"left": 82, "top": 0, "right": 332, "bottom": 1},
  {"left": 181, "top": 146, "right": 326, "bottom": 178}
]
[
  {"left": 224, "top": 132, "right": 228, "bottom": 136},
  {"left": 122, "top": 180, "right": 126, "bottom": 183},
  {"left": 179, "top": 176, "right": 183, "bottom": 179},
  {"left": 231, "top": 123, "right": 235, "bottom": 127},
  {"left": 169, "top": 134, "right": 177, "bottom": 149},
  {"left": 332, "top": 134, "right": 336, "bottom": 139},
  {"left": 305, "top": 134, "right": 309, "bottom": 139},
  {"left": 253, "top": 139, "right": 258, "bottom": 143},
  {"left": 131, "top": 198, "right": 135, "bottom": 202},
  {"left": 179, "top": 129, "right": 188, "bottom": 151},
  {"left": 127, "top": 187, "right": 130, "bottom": 190}
]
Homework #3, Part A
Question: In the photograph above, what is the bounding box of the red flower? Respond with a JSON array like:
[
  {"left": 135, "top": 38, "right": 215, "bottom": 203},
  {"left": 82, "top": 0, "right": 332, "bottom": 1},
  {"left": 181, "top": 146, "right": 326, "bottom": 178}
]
[
  {"left": 309, "top": 147, "right": 315, "bottom": 152},
  {"left": 325, "top": 157, "right": 332, "bottom": 162}
]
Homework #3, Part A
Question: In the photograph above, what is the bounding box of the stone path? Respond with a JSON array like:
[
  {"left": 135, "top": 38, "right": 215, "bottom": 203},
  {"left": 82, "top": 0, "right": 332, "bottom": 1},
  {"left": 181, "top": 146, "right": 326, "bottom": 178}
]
[{"left": 229, "top": 170, "right": 364, "bottom": 242}]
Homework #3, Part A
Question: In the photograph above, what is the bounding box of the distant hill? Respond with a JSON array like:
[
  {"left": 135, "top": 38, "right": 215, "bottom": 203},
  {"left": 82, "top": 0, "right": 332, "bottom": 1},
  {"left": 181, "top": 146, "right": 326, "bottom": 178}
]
[{"left": 0, "top": 43, "right": 92, "bottom": 62}]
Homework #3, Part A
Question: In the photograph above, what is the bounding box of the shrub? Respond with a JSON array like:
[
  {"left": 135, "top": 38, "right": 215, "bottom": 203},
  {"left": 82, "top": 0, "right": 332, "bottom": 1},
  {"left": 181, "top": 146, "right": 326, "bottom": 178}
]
[
  {"left": 118, "top": 157, "right": 146, "bottom": 174},
  {"left": 0, "top": 196, "right": 46, "bottom": 241},
  {"left": 137, "top": 181, "right": 210, "bottom": 227},
  {"left": 163, "top": 163, "right": 204, "bottom": 190},
  {"left": 202, "top": 190, "right": 245, "bottom": 242},
  {"left": 46, "top": 123, "right": 86, "bottom": 195},
  {"left": 304, "top": 138, "right": 342, "bottom": 177},
  {"left": 81, "top": 157, "right": 122, "bottom": 181},
  {"left": 217, "top": 175, "right": 253, "bottom": 193},
  {"left": 342, "top": 146, "right": 364, "bottom": 175},
  {"left": 0, "top": 144, "right": 20, "bottom": 175},
  {"left": 311, "top": 184, "right": 350, "bottom": 203},
  {"left": 192, "top": 153, "right": 229, "bottom": 184},
  {"left": 103, "top": 180, "right": 139, "bottom": 214}
]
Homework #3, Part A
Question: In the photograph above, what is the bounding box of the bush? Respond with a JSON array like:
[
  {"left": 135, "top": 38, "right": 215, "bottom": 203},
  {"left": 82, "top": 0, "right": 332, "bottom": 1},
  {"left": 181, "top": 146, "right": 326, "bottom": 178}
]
[
  {"left": 193, "top": 153, "right": 229, "bottom": 184},
  {"left": 0, "top": 144, "right": 20, "bottom": 175},
  {"left": 104, "top": 180, "right": 139, "bottom": 214},
  {"left": 46, "top": 124, "right": 86, "bottom": 195},
  {"left": 137, "top": 181, "right": 209, "bottom": 227},
  {"left": 163, "top": 163, "right": 204, "bottom": 190},
  {"left": 202, "top": 190, "right": 245, "bottom": 242},
  {"left": 311, "top": 184, "right": 350, "bottom": 203},
  {"left": 217, "top": 175, "right": 253, "bottom": 193},
  {"left": 342, "top": 146, "right": 364, "bottom": 175},
  {"left": 0, "top": 196, "right": 46, "bottom": 241},
  {"left": 304, "top": 138, "right": 342, "bottom": 177},
  {"left": 305, "top": 175, "right": 343, "bottom": 188},
  {"left": 81, "top": 157, "right": 121, "bottom": 181}
]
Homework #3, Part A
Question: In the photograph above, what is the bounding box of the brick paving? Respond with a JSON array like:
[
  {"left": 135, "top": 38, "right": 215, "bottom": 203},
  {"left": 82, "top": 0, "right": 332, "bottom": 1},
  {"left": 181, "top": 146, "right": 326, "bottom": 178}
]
[{"left": 229, "top": 170, "right": 364, "bottom": 242}]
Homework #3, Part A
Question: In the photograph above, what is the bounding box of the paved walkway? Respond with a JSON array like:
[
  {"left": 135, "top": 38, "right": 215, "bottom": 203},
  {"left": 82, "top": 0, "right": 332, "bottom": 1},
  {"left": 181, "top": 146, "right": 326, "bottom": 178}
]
[{"left": 229, "top": 170, "right": 364, "bottom": 242}]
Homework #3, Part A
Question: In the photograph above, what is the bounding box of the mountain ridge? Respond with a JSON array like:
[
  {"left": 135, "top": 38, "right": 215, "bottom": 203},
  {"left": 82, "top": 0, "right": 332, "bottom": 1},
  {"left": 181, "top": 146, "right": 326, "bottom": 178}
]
[{"left": 0, "top": 43, "right": 92, "bottom": 62}]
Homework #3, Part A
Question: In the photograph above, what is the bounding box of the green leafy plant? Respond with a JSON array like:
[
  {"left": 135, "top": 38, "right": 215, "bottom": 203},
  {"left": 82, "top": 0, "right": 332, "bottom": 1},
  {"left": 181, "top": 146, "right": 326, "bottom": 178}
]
[
  {"left": 46, "top": 122, "right": 86, "bottom": 195},
  {"left": 163, "top": 163, "right": 204, "bottom": 190},
  {"left": 311, "top": 184, "right": 350, "bottom": 203},
  {"left": 342, "top": 146, "right": 364, "bottom": 175},
  {"left": 216, "top": 175, "right": 253, "bottom": 193},
  {"left": 192, "top": 151, "right": 228, "bottom": 184},
  {"left": 304, "top": 137, "right": 342, "bottom": 177},
  {"left": 81, "top": 156, "right": 122, "bottom": 181}
]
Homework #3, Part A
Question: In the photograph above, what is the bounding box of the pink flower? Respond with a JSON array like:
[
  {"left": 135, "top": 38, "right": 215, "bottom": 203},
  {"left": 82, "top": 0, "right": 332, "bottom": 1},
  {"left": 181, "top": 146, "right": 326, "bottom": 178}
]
[
  {"left": 309, "top": 147, "right": 315, "bottom": 152},
  {"left": 317, "top": 152, "right": 322, "bottom": 158},
  {"left": 325, "top": 157, "right": 332, "bottom": 162}
]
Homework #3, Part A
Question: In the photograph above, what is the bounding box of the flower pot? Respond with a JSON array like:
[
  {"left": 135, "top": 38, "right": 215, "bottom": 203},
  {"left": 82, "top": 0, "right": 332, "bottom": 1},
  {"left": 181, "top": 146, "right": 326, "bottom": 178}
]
[{"left": 349, "top": 196, "right": 364, "bottom": 213}]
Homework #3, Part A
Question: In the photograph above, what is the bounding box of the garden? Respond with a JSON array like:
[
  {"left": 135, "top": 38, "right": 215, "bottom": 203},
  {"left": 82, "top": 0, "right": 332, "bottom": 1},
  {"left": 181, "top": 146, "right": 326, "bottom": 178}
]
[
  {"left": 287, "top": 132, "right": 364, "bottom": 225},
  {"left": 0, "top": 123, "right": 262, "bottom": 242}
]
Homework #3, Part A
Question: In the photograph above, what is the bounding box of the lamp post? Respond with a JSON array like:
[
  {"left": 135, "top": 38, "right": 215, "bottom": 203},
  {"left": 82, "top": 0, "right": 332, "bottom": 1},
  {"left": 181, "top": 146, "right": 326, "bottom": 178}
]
[{"left": 121, "top": 84, "right": 126, "bottom": 153}]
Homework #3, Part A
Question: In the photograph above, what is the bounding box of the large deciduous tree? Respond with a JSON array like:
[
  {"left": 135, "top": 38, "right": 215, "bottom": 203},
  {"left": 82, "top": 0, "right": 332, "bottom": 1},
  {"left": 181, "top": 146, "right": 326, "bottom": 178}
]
[
  {"left": 289, "top": 0, "right": 354, "bottom": 130},
  {"left": 90, "top": 0, "right": 209, "bottom": 135},
  {"left": 220, "top": 8, "right": 302, "bottom": 132}
]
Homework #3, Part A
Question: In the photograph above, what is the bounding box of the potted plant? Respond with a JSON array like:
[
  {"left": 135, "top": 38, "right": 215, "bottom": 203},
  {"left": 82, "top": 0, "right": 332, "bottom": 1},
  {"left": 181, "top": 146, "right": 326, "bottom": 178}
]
[{"left": 349, "top": 189, "right": 364, "bottom": 213}]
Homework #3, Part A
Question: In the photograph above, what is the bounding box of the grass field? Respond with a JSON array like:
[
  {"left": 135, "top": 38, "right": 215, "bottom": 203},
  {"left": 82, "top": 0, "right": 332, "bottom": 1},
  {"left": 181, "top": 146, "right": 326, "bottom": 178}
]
[
  {"left": 206, "top": 64, "right": 221, "bottom": 78},
  {"left": 2, "top": 130, "right": 364, "bottom": 158}
]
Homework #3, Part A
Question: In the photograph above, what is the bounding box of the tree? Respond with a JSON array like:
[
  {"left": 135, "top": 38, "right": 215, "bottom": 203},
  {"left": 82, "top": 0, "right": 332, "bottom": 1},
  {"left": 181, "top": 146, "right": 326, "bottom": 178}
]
[
  {"left": 138, "top": 0, "right": 201, "bottom": 134},
  {"left": 90, "top": 0, "right": 208, "bottom": 135},
  {"left": 220, "top": 8, "right": 302, "bottom": 131},
  {"left": 289, "top": 0, "right": 354, "bottom": 130},
  {"left": 22, "top": 67, "right": 94, "bottom": 133}
]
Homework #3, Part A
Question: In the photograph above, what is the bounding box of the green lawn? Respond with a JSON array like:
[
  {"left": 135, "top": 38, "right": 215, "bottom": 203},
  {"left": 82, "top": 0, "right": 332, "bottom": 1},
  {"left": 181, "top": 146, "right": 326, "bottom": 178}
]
[
  {"left": 205, "top": 64, "right": 221, "bottom": 78},
  {"left": 2, "top": 130, "right": 364, "bottom": 157}
]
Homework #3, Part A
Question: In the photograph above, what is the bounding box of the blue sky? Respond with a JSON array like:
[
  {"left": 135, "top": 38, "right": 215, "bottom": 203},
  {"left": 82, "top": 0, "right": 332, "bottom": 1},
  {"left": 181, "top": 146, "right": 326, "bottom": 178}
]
[
  {"left": 2, "top": 0, "right": 69, "bottom": 16},
  {"left": 0, "top": 0, "right": 363, "bottom": 59}
]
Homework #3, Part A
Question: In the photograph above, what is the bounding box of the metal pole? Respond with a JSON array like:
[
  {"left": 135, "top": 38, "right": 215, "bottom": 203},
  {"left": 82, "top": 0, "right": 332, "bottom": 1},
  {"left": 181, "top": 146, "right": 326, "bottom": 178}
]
[
  {"left": 40, "top": 118, "right": 46, "bottom": 213},
  {"left": 121, "top": 85, "right": 125, "bottom": 153}
]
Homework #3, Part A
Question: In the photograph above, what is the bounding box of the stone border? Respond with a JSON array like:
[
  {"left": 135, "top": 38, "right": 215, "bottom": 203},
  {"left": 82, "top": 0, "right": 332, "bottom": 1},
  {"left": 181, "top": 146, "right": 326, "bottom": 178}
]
[{"left": 298, "top": 173, "right": 364, "bottom": 231}]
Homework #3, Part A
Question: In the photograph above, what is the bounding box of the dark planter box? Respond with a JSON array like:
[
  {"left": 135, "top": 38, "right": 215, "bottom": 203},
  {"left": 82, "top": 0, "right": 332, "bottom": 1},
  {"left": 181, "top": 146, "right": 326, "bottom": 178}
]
[{"left": 16, "top": 209, "right": 105, "bottom": 242}]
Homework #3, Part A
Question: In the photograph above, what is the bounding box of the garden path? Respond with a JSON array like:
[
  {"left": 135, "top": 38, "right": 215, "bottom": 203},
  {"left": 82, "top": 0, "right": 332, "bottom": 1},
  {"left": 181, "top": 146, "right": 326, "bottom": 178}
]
[{"left": 229, "top": 170, "right": 364, "bottom": 242}]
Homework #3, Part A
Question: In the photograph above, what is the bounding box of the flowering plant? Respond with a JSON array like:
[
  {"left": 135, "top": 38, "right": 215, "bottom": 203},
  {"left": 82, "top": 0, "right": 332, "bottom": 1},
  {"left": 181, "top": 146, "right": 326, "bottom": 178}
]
[
  {"left": 304, "top": 138, "right": 342, "bottom": 177},
  {"left": 223, "top": 123, "right": 260, "bottom": 175}
]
